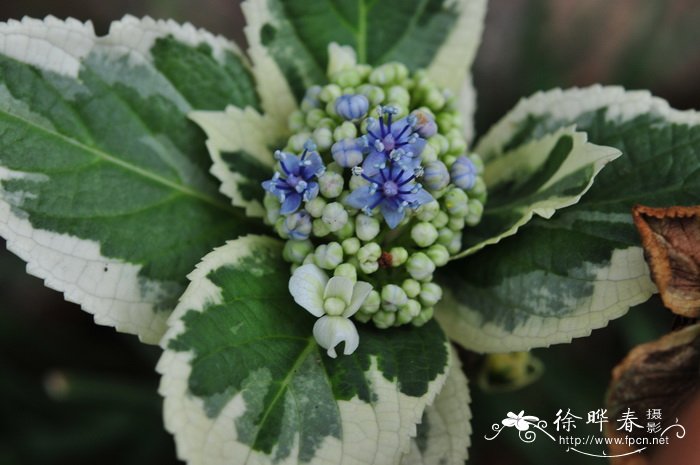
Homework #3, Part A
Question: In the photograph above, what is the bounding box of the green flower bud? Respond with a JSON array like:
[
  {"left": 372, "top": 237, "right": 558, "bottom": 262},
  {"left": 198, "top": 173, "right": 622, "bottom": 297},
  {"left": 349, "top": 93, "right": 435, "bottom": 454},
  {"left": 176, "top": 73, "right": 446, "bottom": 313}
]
[
  {"left": 305, "top": 197, "right": 327, "bottom": 218},
  {"left": 319, "top": 84, "right": 342, "bottom": 103},
  {"left": 428, "top": 133, "right": 449, "bottom": 156},
  {"left": 373, "top": 310, "right": 396, "bottom": 329},
  {"left": 283, "top": 239, "right": 314, "bottom": 264},
  {"left": 390, "top": 247, "right": 408, "bottom": 267},
  {"left": 319, "top": 172, "right": 344, "bottom": 199},
  {"left": 417, "top": 200, "right": 440, "bottom": 222},
  {"left": 447, "top": 128, "right": 467, "bottom": 155},
  {"left": 448, "top": 216, "right": 465, "bottom": 231},
  {"left": 322, "top": 202, "right": 348, "bottom": 232},
  {"left": 444, "top": 187, "right": 469, "bottom": 217},
  {"left": 357, "top": 242, "right": 381, "bottom": 274},
  {"left": 314, "top": 242, "right": 343, "bottom": 270},
  {"left": 412, "top": 307, "right": 434, "bottom": 327},
  {"left": 335, "top": 218, "right": 355, "bottom": 240},
  {"left": 333, "top": 121, "right": 357, "bottom": 141},
  {"left": 424, "top": 87, "right": 446, "bottom": 111},
  {"left": 443, "top": 154, "right": 457, "bottom": 167},
  {"left": 334, "top": 263, "right": 357, "bottom": 283},
  {"left": 387, "top": 86, "right": 410, "bottom": 107},
  {"left": 360, "top": 290, "right": 381, "bottom": 315},
  {"left": 396, "top": 299, "right": 422, "bottom": 324},
  {"left": 324, "top": 296, "right": 347, "bottom": 316},
  {"left": 349, "top": 174, "right": 369, "bottom": 190},
  {"left": 306, "top": 108, "right": 326, "bottom": 127},
  {"left": 356, "top": 214, "right": 380, "bottom": 241},
  {"left": 341, "top": 237, "right": 361, "bottom": 255},
  {"left": 357, "top": 84, "right": 385, "bottom": 106},
  {"left": 407, "top": 252, "right": 436, "bottom": 281},
  {"left": 469, "top": 153, "right": 484, "bottom": 174},
  {"left": 302, "top": 254, "right": 315, "bottom": 265},
  {"left": 312, "top": 218, "right": 331, "bottom": 237},
  {"left": 447, "top": 233, "right": 462, "bottom": 255},
  {"left": 427, "top": 244, "right": 450, "bottom": 267},
  {"left": 436, "top": 112, "right": 457, "bottom": 132},
  {"left": 402, "top": 279, "right": 421, "bottom": 298},
  {"left": 288, "top": 110, "right": 306, "bottom": 133},
  {"left": 411, "top": 222, "right": 438, "bottom": 247},
  {"left": 419, "top": 283, "right": 443, "bottom": 307},
  {"left": 332, "top": 68, "right": 362, "bottom": 87},
  {"left": 420, "top": 143, "right": 439, "bottom": 163},
  {"left": 381, "top": 284, "right": 408, "bottom": 312},
  {"left": 437, "top": 227, "right": 455, "bottom": 246},
  {"left": 263, "top": 193, "right": 281, "bottom": 225},
  {"left": 287, "top": 132, "right": 311, "bottom": 152},
  {"left": 354, "top": 312, "right": 372, "bottom": 323},
  {"left": 313, "top": 127, "right": 334, "bottom": 151},
  {"left": 317, "top": 117, "right": 336, "bottom": 130},
  {"left": 369, "top": 63, "right": 408, "bottom": 86},
  {"left": 431, "top": 211, "right": 449, "bottom": 229},
  {"left": 470, "top": 177, "right": 487, "bottom": 198}
]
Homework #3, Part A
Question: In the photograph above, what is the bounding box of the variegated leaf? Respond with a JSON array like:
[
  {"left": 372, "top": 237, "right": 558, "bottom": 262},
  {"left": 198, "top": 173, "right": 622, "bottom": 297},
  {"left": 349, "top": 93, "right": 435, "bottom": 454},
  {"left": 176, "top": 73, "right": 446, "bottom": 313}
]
[
  {"left": 0, "top": 16, "right": 260, "bottom": 343},
  {"left": 158, "top": 235, "right": 451, "bottom": 465},
  {"left": 438, "top": 86, "right": 700, "bottom": 352}
]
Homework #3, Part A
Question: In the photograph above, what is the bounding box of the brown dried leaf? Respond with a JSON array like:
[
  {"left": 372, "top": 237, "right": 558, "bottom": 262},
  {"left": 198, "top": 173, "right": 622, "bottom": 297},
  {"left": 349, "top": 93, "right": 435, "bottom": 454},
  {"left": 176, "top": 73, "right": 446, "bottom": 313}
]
[
  {"left": 632, "top": 205, "right": 700, "bottom": 318},
  {"left": 606, "top": 324, "right": 700, "bottom": 463}
]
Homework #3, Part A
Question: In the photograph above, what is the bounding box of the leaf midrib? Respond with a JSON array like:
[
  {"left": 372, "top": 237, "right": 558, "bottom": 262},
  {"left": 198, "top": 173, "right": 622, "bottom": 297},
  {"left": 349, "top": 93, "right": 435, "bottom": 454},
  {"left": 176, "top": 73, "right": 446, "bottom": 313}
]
[{"left": 0, "top": 109, "right": 238, "bottom": 215}]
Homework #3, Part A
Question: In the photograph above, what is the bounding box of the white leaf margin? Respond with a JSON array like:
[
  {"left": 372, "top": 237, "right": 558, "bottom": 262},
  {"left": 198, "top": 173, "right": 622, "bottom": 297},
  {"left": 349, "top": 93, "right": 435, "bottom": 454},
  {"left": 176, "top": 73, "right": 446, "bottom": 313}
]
[
  {"left": 157, "top": 235, "right": 452, "bottom": 465},
  {"left": 402, "top": 347, "right": 472, "bottom": 465},
  {"left": 0, "top": 16, "right": 249, "bottom": 343}
]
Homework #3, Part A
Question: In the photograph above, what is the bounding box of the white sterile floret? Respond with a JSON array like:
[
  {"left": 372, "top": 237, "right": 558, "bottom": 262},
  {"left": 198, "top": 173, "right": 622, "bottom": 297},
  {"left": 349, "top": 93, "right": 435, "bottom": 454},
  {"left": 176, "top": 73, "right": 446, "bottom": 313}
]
[{"left": 289, "top": 264, "right": 373, "bottom": 358}]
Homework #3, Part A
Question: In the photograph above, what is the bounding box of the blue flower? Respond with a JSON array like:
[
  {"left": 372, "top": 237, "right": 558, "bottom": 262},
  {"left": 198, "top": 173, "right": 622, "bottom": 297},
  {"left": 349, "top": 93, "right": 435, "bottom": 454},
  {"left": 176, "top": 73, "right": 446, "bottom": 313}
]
[
  {"left": 346, "top": 166, "right": 433, "bottom": 229},
  {"left": 262, "top": 141, "right": 325, "bottom": 215},
  {"left": 362, "top": 106, "right": 426, "bottom": 177},
  {"left": 450, "top": 155, "right": 477, "bottom": 190},
  {"left": 335, "top": 94, "right": 369, "bottom": 120}
]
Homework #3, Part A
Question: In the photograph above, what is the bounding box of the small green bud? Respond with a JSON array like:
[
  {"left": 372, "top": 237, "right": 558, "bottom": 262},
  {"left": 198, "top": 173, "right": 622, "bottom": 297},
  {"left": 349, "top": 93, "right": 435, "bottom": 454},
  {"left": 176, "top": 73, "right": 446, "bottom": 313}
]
[
  {"left": 322, "top": 202, "right": 348, "bottom": 232},
  {"left": 319, "top": 84, "right": 342, "bottom": 103},
  {"left": 447, "top": 128, "right": 467, "bottom": 155},
  {"left": 407, "top": 252, "right": 436, "bottom": 281},
  {"left": 424, "top": 87, "right": 446, "bottom": 111},
  {"left": 357, "top": 84, "right": 385, "bottom": 106},
  {"left": 469, "top": 153, "right": 485, "bottom": 174},
  {"left": 411, "top": 222, "right": 438, "bottom": 247},
  {"left": 360, "top": 290, "right": 381, "bottom": 315},
  {"left": 354, "top": 312, "right": 372, "bottom": 323},
  {"left": 427, "top": 244, "right": 450, "bottom": 267},
  {"left": 306, "top": 108, "right": 326, "bottom": 128},
  {"left": 397, "top": 299, "right": 422, "bottom": 324},
  {"left": 431, "top": 211, "right": 449, "bottom": 229},
  {"left": 447, "top": 233, "right": 462, "bottom": 255},
  {"left": 390, "top": 247, "right": 408, "bottom": 267},
  {"left": 381, "top": 284, "right": 408, "bottom": 312},
  {"left": 313, "top": 127, "right": 334, "bottom": 151},
  {"left": 317, "top": 117, "right": 336, "bottom": 130},
  {"left": 288, "top": 132, "right": 311, "bottom": 152},
  {"left": 428, "top": 133, "right": 449, "bottom": 156},
  {"left": 335, "top": 218, "right": 355, "bottom": 240},
  {"left": 417, "top": 200, "right": 440, "bottom": 222},
  {"left": 302, "top": 254, "right": 315, "bottom": 265},
  {"left": 412, "top": 307, "right": 434, "bottom": 327},
  {"left": 341, "top": 237, "right": 361, "bottom": 255},
  {"left": 444, "top": 187, "right": 469, "bottom": 217},
  {"left": 437, "top": 227, "right": 455, "bottom": 246},
  {"left": 334, "top": 263, "right": 357, "bottom": 283},
  {"left": 312, "top": 218, "right": 331, "bottom": 237},
  {"left": 314, "top": 242, "right": 343, "bottom": 269},
  {"left": 283, "top": 239, "right": 314, "bottom": 264},
  {"left": 471, "top": 177, "right": 487, "bottom": 198},
  {"left": 369, "top": 63, "right": 407, "bottom": 86},
  {"left": 402, "top": 279, "right": 421, "bottom": 298},
  {"left": 387, "top": 86, "right": 410, "bottom": 107},
  {"left": 357, "top": 242, "right": 381, "bottom": 274},
  {"left": 319, "top": 172, "right": 344, "bottom": 199},
  {"left": 420, "top": 143, "right": 438, "bottom": 163},
  {"left": 349, "top": 174, "right": 369, "bottom": 190},
  {"left": 305, "top": 197, "right": 327, "bottom": 218},
  {"left": 356, "top": 214, "right": 380, "bottom": 241},
  {"left": 372, "top": 310, "right": 396, "bottom": 329},
  {"left": 323, "top": 296, "right": 346, "bottom": 316},
  {"left": 332, "top": 68, "right": 362, "bottom": 87},
  {"left": 436, "top": 112, "right": 457, "bottom": 132},
  {"left": 263, "top": 193, "right": 281, "bottom": 225},
  {"left": 288, "top": 110, "right": 306, "bottom": 132},
  {"left": 419, "top": 283, "right": 443, "bottom": 307},
  {"left": 448, "top": 216, "right": 465, "bottom": 231},
  {"left": 333, "top": 121, "right": 357, "bottom": 141},
  {"left": 465, "top": 199, "right": 484, "bottom": 226}
]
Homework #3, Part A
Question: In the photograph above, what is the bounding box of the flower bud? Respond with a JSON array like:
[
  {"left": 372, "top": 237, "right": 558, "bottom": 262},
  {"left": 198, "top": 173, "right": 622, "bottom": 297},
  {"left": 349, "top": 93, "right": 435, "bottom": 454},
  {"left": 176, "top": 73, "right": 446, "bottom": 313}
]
[
  {"left": 334, "top": 263, "right": 357, "bottom": 283},
  {"left": 322, "top": 202, "right": 348, "bottom": 232},
  {"left": 449, "top": 216, "right": 465, "bottom": 231},
  {"left": 335, "top": 218, "right": 355, "bottom": 240},
  {"left": 381, "top": 284, "right": 408, "bottom": 312},
  {"left": 407, "top": 252, "right": 436, "bottom": 281},
  {"left": 357, "top": 242, "right": 381, "bottom": 274},
  {"left": 419, "top": 283, "right": 443, "bottom": 307},
  {"left": 354, "top": 312, "right": 372, "bottom": 323},
  {"left": 319, "top": 84, "right": 342, "bottom": 103},
  {"left": 313, "top": 127, "right": 333, "bottom": 151},
  {"left": 312, "top": 218, "right": 331, "bottom": 237},
  {"left": 305, "top": 197, "right": 326, "bottom": 218},
  {"left": 335, "top": 94, "right": 369, "bottom": 121},
  {"left": 432, "top": 211, "right": 449, "bottom": 229},
  {"left": 341, "top": 237, "right": 361, "bottom": 255},
  {"left": 412, "top": 307, "right": 434, "bottom": 327},
  {"left": 314, "top": 242, "right": 343, "bottom": 270},
  {"left": 282, "top": 211, "right": 312, "bottom": 240},
  {"left": 349, "top": 173, "right": 369, "bottom": 190},
  {"left": 372, "top": 310, "right": 396, "bottom": 329},
  {"left": 469, "top": 153, "right": 485, "bottom": 174},
  {"left": 422, "top": 161, "right": 450, "bottom": 191},
  {"left": 319, "top": 172, "right": 344, "bottom": 198},
  {"left": 411, "top": 109, "right": 438, "bottom": 138},
  {"left": 437, "top": 227, "right": 455, "bottom": 246},
  {"left": 356, "top": 214, "right": 380, "bottom": 241},
  {"left": 410, "top": 222, "right": 438, "bottom": 247},
  {"left": 369, "top": 63, "right": 408, "bottom": 86},
  {"left": 420, "top": 143, "right": 438, "bottom": 163},
  {"left": 357, "top": 84, "right": 385, "bottom": 106},
  {"left": 360, "top": 290, "right": 381, "bottom": 315},
  {"left": 301, "top": 85, "right": 322, "bottom": 111},
  {"left": 402, "top": 279, "right": 421, "bottom": 299},
  {"left": 426, "top": 244, "right": 450, "bottom": 267},
  {"left": 436, "top": 112, "right": 458, "bottom": 133},
  {"left": 331, "top": 138, "right": 364, "bottom": 168},
  {"left": 397, "top": 299, "right": 421, "bottom": 324},
  {"left": 444, "top": 187, "right": 469, "bottom": 217},
  {"left": 447, "top": 233, "right": 462, "bottom": 255},
  {"left": 324, "top": 296, "right": 347, "bottom": 316},
  {"left": 470, "top": 177, "right": 487, "bottom": 199},
  {"left": 427, "top": 133, "right": 449, "bottom": 156},
  {"left": 332, "top": 68, "right": 362, "bottom": 87},
  {"left": 424, "top": 87, "right": 446, "bottom": 111},
  {"left": 416, "top": 200, "right": 440, "bottom": 222},
  {"left": 263, "top": 193, "right": 281, "bottom": 225},
  {"left": 288, "top": 110, "right": 306, "bottom": 132},
  {"left": 387, "top": 86, "right": 410, "bottom": 107},
  {"left": 305, "top": 109, "right": 326, "bottom": 128},
  {"left": 466, "top": 199, "right": 484, "bottom": 226},
  {"left": 389, "top": 247, "right": 408, "bottom": 267},
  {"left": 451, "top": 155, "right": 478, "bottom": 190},
  {"left": 283, "top": 239, "right": 314, "bottom": 264},
  {"left": 333, "top": 121, "right": 357, "bottom": 142}
]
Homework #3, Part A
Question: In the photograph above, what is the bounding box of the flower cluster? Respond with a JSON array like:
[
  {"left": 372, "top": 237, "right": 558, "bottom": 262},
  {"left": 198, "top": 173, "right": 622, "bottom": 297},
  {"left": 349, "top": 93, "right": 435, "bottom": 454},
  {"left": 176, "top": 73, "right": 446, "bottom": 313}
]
[{"left": 262, "top": 60, "right": 486, "bottom": 355}]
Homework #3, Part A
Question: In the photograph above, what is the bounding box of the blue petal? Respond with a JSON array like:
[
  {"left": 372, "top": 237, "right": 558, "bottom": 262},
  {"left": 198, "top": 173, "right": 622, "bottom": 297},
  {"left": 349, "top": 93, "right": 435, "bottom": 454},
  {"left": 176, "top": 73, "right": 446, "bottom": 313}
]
[
  {"left": 280, "top": 193, "right": 302, "bottom": 214},
  {"left": 362, "top": 150, "right": 387, "bottom": 177},
  {"left": 404, "top": 187, "right": 434, "bottom": 208},
  {"left": 346, "top": 185, "right": 382, "bottom": 210},
  {"left": 303, "top": 182, "right": 319, "bottom": 201},
  {"left": 390, "top": 117, "right": 412, "bottom": 138},
  {"left": 261, "top": 179, "right": 276, "bottom": 193},
  {"left": 278, "top": 151, "right": 300, "bottom": 175},
  {"left": 380, "top": 199, "right": 405, "bottom": 229},
  {"left": 406, "top": 138, "right": 426, "bottom": 158},
  {"left": 303, "top": 151, "right": 325, "bottom": 178}
]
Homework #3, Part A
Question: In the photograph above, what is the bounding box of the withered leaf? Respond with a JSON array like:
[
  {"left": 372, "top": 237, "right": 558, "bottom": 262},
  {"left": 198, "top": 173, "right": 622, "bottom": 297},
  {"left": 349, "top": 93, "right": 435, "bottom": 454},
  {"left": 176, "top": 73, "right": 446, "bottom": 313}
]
[
  {"left": 606, "top": 324, "right": 700, "bottom": 464},
  {"left": 632, "top": 205, "right": 700, "bottom": 318}
]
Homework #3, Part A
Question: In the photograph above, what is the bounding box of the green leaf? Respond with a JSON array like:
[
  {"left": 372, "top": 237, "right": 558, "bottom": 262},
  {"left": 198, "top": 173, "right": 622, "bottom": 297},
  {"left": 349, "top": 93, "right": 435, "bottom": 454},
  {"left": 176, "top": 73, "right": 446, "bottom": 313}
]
[
  {"left": 157, "top": 235, "right": 451, "bottom": 465},
  {"left": 402, "top": 347, "right": 472, "bottom": 465},
  {"left": 242, "top": 0, "right": 487, "bottom": 128},
  {"left": 454, "top": 126, "right": 620, "bottom": 258},
  {"left": 438, "top": 86, "right": 700, "bottom": 352},
  {"left": 0, "top": 16, "right": 261, "bottom": 343}
]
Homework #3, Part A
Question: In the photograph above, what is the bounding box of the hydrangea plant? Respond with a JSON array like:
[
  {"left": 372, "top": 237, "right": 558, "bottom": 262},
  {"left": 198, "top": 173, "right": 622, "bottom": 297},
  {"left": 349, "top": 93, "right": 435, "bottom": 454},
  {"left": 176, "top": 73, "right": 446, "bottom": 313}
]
[{"left": 0, "top": 1, "right": 698, "bottom": 465}]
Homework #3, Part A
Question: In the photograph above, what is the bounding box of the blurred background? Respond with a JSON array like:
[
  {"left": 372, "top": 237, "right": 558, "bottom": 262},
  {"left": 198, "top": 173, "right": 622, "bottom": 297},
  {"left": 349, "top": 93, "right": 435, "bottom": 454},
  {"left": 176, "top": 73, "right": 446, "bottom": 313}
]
[{"left": 1, "top": 1, "right": 698, "bottom": 464}]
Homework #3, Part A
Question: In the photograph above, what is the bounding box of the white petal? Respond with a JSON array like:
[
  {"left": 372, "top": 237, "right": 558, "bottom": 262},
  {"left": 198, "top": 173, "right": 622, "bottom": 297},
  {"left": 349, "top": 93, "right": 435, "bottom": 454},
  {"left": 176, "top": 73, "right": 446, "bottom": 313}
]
[
  {"left": 323, "top": 276, "right": 354, "bottom": 305},
  {"left": 313, "top": 316, "right": 360, "bottom": 358},
  {"left": 343, "top": 281, "right": 373, "bottom": 318},
  {"left": 289, "top": 264, "right": 328, "bottom": 317},
  {"left": 502, "top": 418, "right": 517, "bottom": 428}
]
